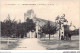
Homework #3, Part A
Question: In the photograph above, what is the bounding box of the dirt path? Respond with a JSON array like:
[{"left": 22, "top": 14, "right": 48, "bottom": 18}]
[{"left": 13, "top": 38, "right": 46, "bottom": 50}]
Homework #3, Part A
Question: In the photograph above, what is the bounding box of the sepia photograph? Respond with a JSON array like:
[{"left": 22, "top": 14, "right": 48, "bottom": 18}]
[{"left": 0, "top": 0, "right": 79, "bottom": 50}]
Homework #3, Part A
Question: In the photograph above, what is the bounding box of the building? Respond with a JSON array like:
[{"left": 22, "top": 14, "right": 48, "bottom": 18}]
[{"left": 24, "top": 9, "right": 55, "bottom": 38}]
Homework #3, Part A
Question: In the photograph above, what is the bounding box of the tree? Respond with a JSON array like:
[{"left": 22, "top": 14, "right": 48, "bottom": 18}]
[
  {"left": 56, "top": 14, "right": 68, "bottom": 40},
  {"left": 1, "top": 14, "right": 17, "bottom": 37},
  {"left": 21, "top": 18, "right": 36, "bottom": 38},
  {"left": 1, "top": 22, "right": 7, "bottom": 37},
  {"left": 10, "top": 19, "right": 17, "bottom": 38},
  {"left": 41, "top": 21, "right": 57, "bottom": 40},
  {"left": 16, "top": 22, "right": 23, "bottom": 38},
  {"left": 1, "top": 14, "right": 36, "bottom": 38},
  {"left": 26, "top": 18, "right": 36, "bottom": 32}
]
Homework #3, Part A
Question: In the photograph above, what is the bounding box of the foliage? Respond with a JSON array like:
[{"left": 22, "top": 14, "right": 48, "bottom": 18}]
[
  {"left": 64, "top": 25, "right": 79, "bottom": 35},
  {"left": 1, "top": 16, "right": 17, "bottom": 37},
  {"left": 26, "top": 18, "right": 36, "bottom": 32},
  {"left": 41, "top": 21, "right": 57, "bottom": 40},
  {"left": 1, "top": 15, "right": 36, "bottom": 38}
]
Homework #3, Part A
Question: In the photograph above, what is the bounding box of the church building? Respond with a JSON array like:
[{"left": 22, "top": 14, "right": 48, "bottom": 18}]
[{"left": 24, "top": 9, "right": 56, "bottom": 38}]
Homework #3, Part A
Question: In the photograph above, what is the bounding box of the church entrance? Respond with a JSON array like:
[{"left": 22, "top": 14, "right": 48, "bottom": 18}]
[{"left": 27, "top": 31, "right": 39, "bottom": 38}]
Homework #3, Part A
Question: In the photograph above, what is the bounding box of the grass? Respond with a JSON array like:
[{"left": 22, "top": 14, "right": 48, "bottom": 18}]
[
  {"left": 39, "top": 35, "right": 79, "bottom": 50},
  {"left": 0, "top": 35, "right": 79, "bottom": 50},
  {"left": 0, "top": 38, "right": 19, "bottom": 50}
]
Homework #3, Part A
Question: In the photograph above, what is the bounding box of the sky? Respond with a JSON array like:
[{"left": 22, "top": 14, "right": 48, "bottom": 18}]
[{"left": 0, "top": 0, "right": 79, "bottom": 28}]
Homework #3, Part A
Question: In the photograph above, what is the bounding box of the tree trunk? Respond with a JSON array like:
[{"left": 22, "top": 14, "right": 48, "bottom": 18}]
[
  {"left": 25, "top": 33, "right": 27, "bottom": 37},
  {"left": 49, "top": 34, "right": 50, "bottom": 41},
  {"left": 44, "top": 35, "right": 46, "bottom": 40},
  {"left": 30, "top": 31, "right": 31, "bottom": 38},
  {"left": 59, "top": 29, "right": 60, "bottom": 40},
  {"left": 37, "top": 32, "right": 38, "bottom": 38}
]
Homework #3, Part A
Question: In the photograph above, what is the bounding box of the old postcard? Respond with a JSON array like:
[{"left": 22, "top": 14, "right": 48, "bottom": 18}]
[{"left": 0, "top": 0, "right": 79, "bottom": 50}]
